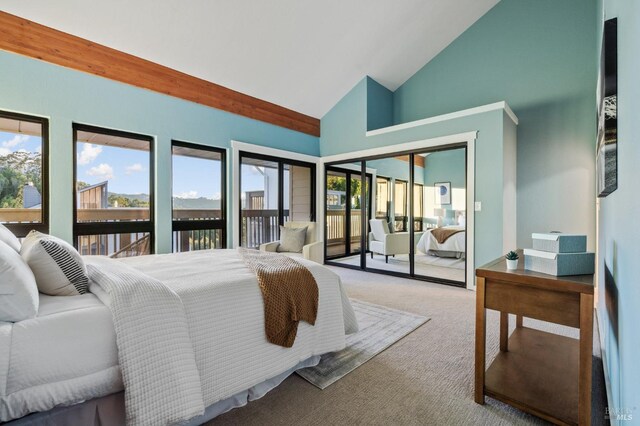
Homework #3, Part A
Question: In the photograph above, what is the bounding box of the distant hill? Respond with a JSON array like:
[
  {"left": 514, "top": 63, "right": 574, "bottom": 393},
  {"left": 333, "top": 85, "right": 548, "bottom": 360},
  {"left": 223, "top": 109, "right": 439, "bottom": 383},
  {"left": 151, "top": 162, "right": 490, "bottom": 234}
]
[
  {"left": 172, "top": 197, "right": 221, "bottom": 209},
  {"left": 108, "top": 192, "right": 220, "bottom": 209},
  {"left": 108, "top": 192, "right": 150, "bottom": 202}
]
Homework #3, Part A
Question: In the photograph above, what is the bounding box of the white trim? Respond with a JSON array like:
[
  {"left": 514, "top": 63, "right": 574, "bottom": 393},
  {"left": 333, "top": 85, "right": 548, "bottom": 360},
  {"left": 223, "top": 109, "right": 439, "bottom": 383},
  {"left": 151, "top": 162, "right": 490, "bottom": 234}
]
[
  {"left": 322, "top": 131, "right": 477, "bottom": 164},
  {"left": 230, "top": 140, "right": 321, "bottom": 248},
  {"left": 365, "top": 101, "right": 518, "bottom": 137},
  {"left": 320, "top": 131, "right": 477, "bottom": 290}
]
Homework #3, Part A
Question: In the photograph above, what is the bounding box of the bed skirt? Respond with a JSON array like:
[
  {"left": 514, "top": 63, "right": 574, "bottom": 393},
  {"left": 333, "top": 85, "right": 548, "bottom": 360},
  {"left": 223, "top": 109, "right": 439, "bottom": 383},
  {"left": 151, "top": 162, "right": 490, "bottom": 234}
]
[{"left": 7, "top": 356, "right": 321, "bottom": 426}]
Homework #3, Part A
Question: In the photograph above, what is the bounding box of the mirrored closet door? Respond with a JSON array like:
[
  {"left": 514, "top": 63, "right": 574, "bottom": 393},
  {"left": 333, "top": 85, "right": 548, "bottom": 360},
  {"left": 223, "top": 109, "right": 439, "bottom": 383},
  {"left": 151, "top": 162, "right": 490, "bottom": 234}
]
[{"left": 324, "top": 145, "right": 467, "bottom": 287}]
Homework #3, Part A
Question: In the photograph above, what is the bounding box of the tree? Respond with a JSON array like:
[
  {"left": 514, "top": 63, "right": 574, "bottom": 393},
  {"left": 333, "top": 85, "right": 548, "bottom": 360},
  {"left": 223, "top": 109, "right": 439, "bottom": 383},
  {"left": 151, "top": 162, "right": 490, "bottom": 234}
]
[
  {"left": 326, "top": 175, "right": 363, "bottom": 208},
  {"left": 0, "top": 151, "right": 42, "bottom": 208}
]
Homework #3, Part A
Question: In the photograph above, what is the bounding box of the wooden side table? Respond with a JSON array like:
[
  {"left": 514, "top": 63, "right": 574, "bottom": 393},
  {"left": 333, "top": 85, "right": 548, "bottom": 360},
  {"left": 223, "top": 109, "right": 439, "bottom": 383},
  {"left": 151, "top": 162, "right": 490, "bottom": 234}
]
[{"left": 475, "top": 251, "right": 594, "bottom": 426}]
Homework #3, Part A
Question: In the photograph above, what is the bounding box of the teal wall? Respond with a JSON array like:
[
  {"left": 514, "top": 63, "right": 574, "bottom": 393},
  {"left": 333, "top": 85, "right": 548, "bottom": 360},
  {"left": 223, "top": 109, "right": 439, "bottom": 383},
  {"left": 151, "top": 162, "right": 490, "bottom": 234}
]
[
  {"left": 0, "top": 51, "right": 319, "bottom": 252},
  {"left": 320, "top": 78, "right": 367, "bottom": 157},
  {"left": 423, "top": 149, "right": 465, "bottom": 189},
  {"left": 393, "top": 0, "right": 598, "bottom": 250},
  {"left": 366, "top": 158, "right": 424, "bottom": 185},
  {"left": 597, "top": 0, "right": 640, "bottom": 422},
  {"left": 423, "top": 149, "right": 466, "bottom": 216},
  {"left": 366, "top": 78, "right": 393, "bottom": 131},
  {"left": 321, "top": 75, "right": 511, "bottom": 268}
]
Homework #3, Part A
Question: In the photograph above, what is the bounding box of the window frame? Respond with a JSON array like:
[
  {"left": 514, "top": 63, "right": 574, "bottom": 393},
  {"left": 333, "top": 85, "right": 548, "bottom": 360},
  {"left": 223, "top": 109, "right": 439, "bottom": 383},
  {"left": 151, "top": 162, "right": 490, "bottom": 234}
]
[
  {"left": 171, "top": 140, "right": 227, "bottom": 251},
  {"left": 72, "top": 123, "right": 155, "bottom": 254},
  {"left": 0, "top": 110, "right": 49, "bottom": 237}
]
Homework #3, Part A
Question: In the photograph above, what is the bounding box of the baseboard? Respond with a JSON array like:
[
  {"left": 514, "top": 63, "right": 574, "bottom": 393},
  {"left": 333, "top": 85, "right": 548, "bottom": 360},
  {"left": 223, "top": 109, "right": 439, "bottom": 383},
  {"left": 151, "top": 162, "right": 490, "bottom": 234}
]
[{"left": 596, "top": 308, "right": 614, "bottom": 426}]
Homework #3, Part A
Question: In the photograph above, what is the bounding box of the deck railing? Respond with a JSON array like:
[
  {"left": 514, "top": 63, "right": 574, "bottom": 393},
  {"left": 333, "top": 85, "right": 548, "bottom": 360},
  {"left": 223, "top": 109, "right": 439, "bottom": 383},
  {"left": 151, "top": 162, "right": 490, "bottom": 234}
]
[
  {"left": 241, "top": 209, "right": 289, "bottom": 249},
  {"left": 326, "top": 209, "right": 364, "bottom": 244}
]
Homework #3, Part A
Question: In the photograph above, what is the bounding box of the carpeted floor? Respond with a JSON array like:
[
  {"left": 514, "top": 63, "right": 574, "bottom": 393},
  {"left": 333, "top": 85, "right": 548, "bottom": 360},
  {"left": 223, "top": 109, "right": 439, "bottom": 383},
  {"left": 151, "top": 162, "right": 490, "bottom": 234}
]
[{"left": 208, "top": 266, "right": 606, "bottom": 426}]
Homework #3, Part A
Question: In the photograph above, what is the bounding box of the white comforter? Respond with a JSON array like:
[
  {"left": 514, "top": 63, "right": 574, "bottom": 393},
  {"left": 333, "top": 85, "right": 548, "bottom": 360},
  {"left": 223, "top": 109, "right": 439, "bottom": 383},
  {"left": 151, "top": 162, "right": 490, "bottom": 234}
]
[
  {"left": 86, "top": 249, "right": 357, "bottom": 426},
  {"left": 416, "top": 226, "right": 466, "bottom": 256}
]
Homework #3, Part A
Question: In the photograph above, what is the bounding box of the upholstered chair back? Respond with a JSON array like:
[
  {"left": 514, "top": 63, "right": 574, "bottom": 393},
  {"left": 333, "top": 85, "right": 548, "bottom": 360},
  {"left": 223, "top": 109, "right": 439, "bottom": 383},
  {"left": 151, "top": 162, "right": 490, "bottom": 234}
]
[{"left": 369, "top": 219, "right": 389, "bottom": 242}]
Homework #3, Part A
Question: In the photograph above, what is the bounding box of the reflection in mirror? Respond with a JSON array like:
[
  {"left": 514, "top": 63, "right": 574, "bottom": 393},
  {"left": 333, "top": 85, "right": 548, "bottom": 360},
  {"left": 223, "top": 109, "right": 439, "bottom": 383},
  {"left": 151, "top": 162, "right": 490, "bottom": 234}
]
[
  {"left": 364, "top": 156, "right": 411, "bottom": 275},
  {"left": 324, "top": 162, "right": 370, "bottom": 265},
  {"left": 415, "top": 147, "right": 466, "bottom": 283}
]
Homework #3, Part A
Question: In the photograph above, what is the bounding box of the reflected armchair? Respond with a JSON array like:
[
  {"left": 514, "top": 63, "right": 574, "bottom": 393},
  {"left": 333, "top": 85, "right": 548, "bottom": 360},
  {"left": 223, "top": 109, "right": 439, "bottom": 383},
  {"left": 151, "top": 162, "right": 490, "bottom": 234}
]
[
  {"left": 368, "top": 219, "right": 424, "bottom": 263},
  {"left": 259, "top": 221, "right": 323, "bottom": 264}
]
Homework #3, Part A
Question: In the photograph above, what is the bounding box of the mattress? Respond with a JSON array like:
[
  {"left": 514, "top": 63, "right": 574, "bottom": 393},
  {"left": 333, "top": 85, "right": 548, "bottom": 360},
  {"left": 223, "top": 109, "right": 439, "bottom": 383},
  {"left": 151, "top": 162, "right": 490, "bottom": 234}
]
[
  {"left": 416, "top": 225, "right": 466, "bottom": 257},
  {"left": 0, "top": 294, "right": 122, "bottom": 422}
]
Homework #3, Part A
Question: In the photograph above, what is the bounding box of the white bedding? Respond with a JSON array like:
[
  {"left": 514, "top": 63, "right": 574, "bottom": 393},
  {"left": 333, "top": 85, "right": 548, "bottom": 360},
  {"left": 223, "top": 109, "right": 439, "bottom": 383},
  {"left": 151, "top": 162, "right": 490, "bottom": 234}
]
[
  {"left": 1, "top": 249, "right": 357, "bottom": 424},
  {"left": 416, "top": 225, "right": 466, "bottom": 257},
  {"left": 0, "top": 294, "right": 121, "bottom": 422}
]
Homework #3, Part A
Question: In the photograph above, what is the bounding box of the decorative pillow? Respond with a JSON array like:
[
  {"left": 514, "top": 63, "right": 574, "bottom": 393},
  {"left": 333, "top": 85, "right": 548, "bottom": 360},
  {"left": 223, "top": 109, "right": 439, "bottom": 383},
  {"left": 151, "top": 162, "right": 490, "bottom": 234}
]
[
  {"left": 277, "top": 226, "right": 307, "bottom": 253},
  {"left": 387, "top": 221, "right": 395, "bottom": 234},
  {"left": 0, "top": 223, "right": 21, "bottom": 252},
  {"left": 20, "top": 231, "right": 89, "bottom": 296},
  {"left": 0, "top": 240, "right": 39, "bottom": 322}
]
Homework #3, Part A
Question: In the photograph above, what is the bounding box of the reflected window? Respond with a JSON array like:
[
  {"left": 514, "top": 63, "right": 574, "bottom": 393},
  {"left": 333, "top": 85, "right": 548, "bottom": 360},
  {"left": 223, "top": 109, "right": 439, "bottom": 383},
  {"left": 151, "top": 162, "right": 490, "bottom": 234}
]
[{"left": 394, "top": 180, "right": 407, "bottom": 231}]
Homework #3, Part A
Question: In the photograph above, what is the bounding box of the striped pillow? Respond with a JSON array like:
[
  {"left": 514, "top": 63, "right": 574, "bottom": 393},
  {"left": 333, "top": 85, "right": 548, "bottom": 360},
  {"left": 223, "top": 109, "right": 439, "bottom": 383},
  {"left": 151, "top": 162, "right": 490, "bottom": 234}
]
[{"left": 20, "top": 231, "right": 89, "bottom": 296}]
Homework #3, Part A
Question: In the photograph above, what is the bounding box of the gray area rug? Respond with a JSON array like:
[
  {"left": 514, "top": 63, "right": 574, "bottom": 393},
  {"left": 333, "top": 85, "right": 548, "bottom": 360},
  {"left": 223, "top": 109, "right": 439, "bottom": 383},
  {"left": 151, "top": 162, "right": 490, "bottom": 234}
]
[{"left": 296, "top": 299, "right": 430, "bottom": 389}]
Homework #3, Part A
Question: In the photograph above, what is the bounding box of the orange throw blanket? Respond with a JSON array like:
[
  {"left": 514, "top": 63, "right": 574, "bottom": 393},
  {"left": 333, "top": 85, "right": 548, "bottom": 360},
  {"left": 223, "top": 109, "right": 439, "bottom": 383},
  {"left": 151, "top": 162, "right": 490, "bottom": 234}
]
[
  {"left": 431, "top": 227, "right": 464, "bottom": 244},
  {"left": 239, "top": 248, "right": 318, "bottom": 348}
]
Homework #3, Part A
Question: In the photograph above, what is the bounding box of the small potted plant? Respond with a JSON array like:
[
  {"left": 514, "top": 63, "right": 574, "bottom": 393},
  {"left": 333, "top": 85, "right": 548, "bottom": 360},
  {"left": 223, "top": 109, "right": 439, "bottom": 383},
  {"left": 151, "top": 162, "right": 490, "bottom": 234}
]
[{"left": 505, "top": 251, "right": 519, "bottom": 270}]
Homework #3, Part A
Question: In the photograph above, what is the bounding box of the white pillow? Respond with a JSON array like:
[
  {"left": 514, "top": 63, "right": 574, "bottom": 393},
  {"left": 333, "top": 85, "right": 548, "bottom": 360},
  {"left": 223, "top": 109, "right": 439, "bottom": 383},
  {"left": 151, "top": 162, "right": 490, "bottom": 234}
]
[
  {"left": 20, "top": 231, "right": 89, "bottom": 296},
  {"left": 0, "top": 240, "right": 39, "bottom": 322},
  {"left": 0, "top": 223, "right": 21, "bottom": 252}
]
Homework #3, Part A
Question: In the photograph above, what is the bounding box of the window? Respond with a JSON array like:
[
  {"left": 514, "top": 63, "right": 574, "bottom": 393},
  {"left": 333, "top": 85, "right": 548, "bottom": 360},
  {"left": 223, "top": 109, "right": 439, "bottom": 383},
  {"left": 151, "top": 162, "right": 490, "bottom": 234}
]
[
  {"left": 172, "top": 141, "right": 226, "bottom": 252},
  {"left": 413, "top": 183, "right": 424, "bottom": 231},
  {"left": 73, "top": 124, "right": 153, "bottom": 257},
  {"left": 375, "top": 177, "right": 390, "bottom": 220},
  {"left": 394, "top": 179, "right": 407, "bottom": 231},
  {"left": 0, "top": 111, "right": 48, "bottom": 237},
  {"left": 240, "top": 153, "right": 315, "bottom": 249}
]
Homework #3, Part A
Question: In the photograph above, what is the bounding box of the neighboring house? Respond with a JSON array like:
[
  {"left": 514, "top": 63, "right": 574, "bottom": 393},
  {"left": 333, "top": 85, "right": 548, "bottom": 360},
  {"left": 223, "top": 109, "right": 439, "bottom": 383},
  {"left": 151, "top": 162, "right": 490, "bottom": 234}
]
[
  {"left": 78, "top": 181, "right": 108, "bottom": 209},
  {"left": 22, "top": 184, "right": 41, "bottom": 209}
]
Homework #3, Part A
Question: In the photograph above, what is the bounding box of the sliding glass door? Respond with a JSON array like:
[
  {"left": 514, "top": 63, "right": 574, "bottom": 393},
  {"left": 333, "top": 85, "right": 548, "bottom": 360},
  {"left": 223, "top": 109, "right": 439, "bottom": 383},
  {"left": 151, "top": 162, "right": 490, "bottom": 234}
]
[
  {"left": 240, "top": 152, "right": 315, "bottom": 249},
  {"left": 324, "top": 145, "right": 467, "bottom": 287}
]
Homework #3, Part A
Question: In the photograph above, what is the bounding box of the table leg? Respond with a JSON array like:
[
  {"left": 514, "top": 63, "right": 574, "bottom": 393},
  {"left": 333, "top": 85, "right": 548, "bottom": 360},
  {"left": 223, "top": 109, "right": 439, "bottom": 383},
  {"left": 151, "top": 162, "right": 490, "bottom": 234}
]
[
  {"left": 516, "top": 315, "right": 523, "bottom": 328},
  {"left": 500, "top": 311, "right": 509, "bottom": 352},
  {"left": 475, "top": 277, "right": 486, "bottom": 404},
  {"left": 579, "top": 293, "right": 593, "bottom": 426}
]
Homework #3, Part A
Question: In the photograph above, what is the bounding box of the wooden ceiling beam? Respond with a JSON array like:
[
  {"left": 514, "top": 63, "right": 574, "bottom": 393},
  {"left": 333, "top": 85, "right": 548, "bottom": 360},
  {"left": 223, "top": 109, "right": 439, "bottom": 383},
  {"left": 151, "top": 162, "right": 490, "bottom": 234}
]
[{"left": 0, "top": 11, "right": 321, "bottom": 137}]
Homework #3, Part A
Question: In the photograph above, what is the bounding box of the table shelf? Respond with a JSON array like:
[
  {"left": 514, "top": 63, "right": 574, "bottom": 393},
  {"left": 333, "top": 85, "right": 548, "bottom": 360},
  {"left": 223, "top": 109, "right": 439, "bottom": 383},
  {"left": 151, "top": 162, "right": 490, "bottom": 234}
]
[{"left": 485, "top": 326, "right": 579, "bottom": 425}]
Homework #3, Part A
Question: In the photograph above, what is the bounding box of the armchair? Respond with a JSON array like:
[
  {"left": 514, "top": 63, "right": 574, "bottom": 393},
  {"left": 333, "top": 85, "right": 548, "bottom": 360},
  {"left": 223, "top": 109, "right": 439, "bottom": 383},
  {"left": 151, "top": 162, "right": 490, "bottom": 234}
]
[
  {"left": 368, "top": 219, "right": 424, "bottom": 263},
  {"left": 259, "top": 221, "right": 323, "bottom": 264}
]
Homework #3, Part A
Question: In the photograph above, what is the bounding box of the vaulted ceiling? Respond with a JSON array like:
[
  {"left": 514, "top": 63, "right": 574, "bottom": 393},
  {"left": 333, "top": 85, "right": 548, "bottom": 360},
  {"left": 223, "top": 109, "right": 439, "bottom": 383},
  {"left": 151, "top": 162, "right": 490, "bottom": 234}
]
[{"left": 0, "top": 0, "right": 499, "bottom": 118}]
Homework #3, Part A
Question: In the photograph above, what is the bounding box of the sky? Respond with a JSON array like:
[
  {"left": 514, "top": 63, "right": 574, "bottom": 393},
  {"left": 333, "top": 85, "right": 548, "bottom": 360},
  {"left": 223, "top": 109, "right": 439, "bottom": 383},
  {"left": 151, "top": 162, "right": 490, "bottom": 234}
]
[
  {"left": 1, "top": 130, "right": 268, "bottom": 200},
  {"left": 0, "top": 131, "right": 42, "bottom": 157}
]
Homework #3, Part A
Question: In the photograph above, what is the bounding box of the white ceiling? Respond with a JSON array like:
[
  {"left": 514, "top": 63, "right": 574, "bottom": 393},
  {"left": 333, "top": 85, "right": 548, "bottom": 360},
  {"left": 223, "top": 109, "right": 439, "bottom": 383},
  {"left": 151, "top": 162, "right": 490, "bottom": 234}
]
[{"left": 0, "top": 0, "right": 499, "bottom": 118}]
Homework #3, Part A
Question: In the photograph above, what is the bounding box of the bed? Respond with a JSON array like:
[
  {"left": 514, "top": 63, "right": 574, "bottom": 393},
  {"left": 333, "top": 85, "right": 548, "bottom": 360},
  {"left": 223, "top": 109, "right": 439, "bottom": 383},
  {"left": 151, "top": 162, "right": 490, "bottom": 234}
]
[
  {"left": 1, "top": 249, "right": 357, "bottom": 425},
  {"left": 416, "top": 225, "right": 466, "bottom": 259}
]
